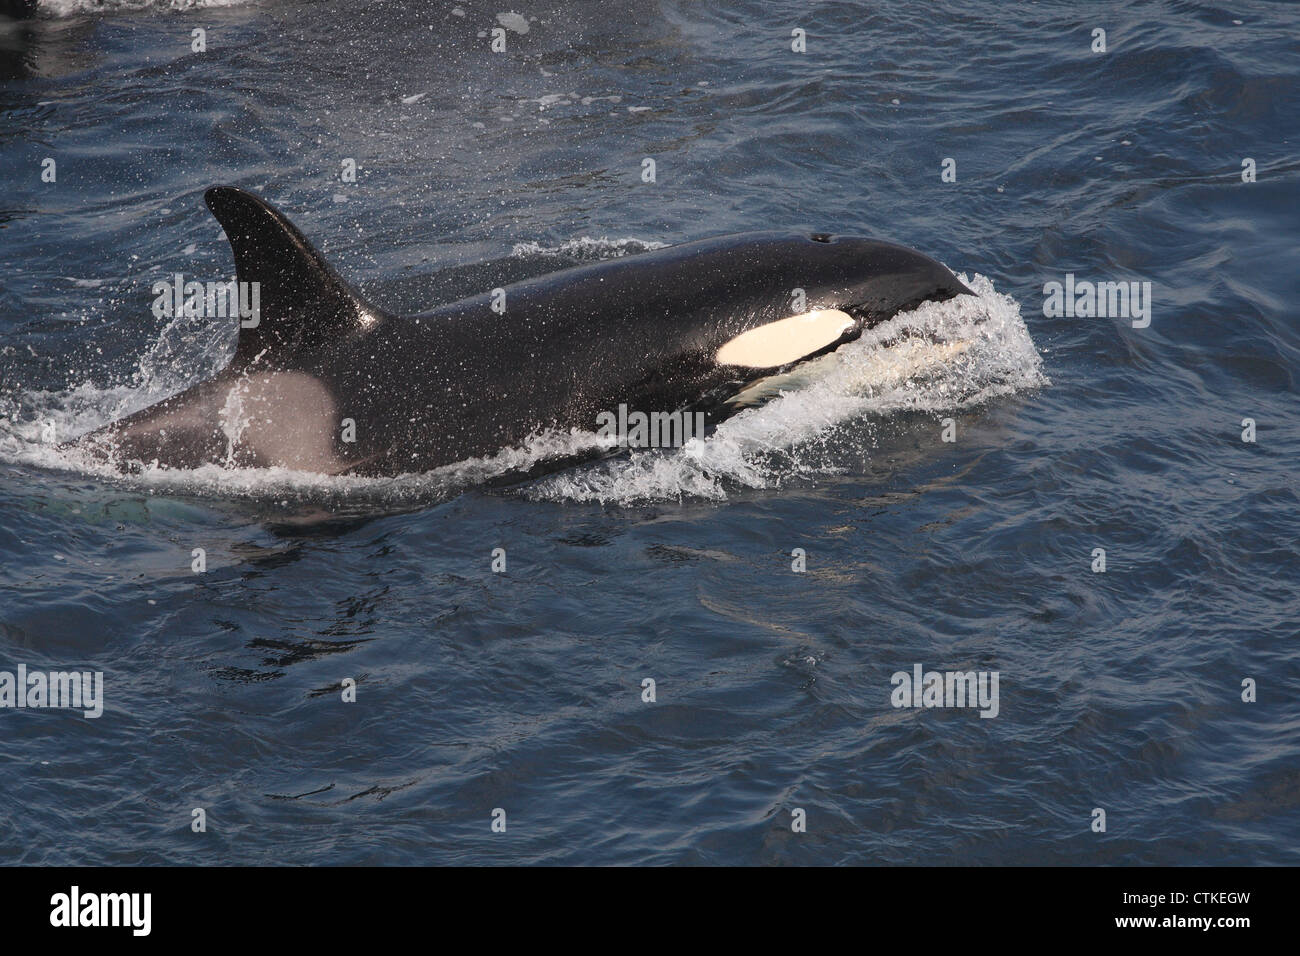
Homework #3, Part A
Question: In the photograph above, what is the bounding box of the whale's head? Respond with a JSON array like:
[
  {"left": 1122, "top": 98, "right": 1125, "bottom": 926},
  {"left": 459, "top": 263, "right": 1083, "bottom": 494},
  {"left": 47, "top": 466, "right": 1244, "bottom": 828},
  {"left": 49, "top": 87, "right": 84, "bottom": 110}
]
[
  {"left": 707, "top": 232, "right": 975, "bottom": 372},
  {"left": 800, "top": 232, "right": 974, "bottom": 326}
]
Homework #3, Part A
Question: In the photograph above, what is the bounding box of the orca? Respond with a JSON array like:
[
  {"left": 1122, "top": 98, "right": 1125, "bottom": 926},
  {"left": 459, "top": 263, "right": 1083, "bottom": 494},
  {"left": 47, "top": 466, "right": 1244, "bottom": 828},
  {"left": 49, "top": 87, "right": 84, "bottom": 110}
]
[{"left": 70, "top": 186, "right": 973, "bottom": 477}]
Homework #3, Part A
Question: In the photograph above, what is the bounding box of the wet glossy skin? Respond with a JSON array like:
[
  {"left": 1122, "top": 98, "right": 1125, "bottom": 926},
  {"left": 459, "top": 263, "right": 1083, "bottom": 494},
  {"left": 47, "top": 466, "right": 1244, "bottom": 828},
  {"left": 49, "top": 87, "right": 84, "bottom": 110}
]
[{"left": 76, "top": 187, "right": 973, "bottom": 476}]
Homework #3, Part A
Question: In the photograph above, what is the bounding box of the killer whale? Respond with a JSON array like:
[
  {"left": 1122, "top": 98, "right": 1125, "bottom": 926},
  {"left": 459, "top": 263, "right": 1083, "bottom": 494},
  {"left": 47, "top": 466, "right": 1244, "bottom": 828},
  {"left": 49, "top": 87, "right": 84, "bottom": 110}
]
[{"left": 71, "top": 186, "right": 973, "bottom": 477}]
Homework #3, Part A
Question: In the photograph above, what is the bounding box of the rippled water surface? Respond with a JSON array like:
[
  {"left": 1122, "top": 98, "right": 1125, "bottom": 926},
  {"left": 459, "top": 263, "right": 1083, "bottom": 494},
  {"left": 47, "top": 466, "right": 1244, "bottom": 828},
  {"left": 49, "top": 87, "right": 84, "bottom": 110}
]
[{"left": 1, "top": 0, "right": 1297, "bottom": 865}]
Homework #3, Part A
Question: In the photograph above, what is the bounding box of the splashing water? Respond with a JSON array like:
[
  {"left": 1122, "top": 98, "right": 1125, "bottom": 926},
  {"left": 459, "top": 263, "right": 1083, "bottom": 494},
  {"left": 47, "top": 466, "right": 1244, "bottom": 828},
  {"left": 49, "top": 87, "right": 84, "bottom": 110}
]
[
  {"left": 31, "top": 0, "right": 251, "bottom": 17},
  {"left": 511, "top": 236, "right": 668, "bottom": 260}
]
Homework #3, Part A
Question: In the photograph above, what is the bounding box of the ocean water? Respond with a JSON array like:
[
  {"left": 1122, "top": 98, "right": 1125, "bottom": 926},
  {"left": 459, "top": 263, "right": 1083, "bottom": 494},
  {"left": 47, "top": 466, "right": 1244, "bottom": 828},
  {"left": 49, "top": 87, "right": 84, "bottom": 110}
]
[{"left": 0, "top": 0, "right": 1296, "bottom": 865}]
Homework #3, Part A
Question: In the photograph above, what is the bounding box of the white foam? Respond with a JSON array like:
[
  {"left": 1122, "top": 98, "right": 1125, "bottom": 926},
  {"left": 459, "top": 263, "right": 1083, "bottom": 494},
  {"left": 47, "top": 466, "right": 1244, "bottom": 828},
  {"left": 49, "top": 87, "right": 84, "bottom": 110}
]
[
  {"left": 511, "top": 236, "right": 668, "bottom": 259},
  {"left": 36, "top": 0, "right": 250, "bottom": 15},
  {"left": 495, "top": 12, "right": 529, "bottom": 35},
  {"left": 0, "top": 273, "right": 1045, "bottom": 505}
]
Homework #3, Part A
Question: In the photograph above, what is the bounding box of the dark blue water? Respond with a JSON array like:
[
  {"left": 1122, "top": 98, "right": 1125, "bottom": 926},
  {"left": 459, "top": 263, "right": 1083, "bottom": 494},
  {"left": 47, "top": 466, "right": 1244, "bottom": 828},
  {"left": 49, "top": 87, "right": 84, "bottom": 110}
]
[{"left": 1, "top": 0, "right": 1297, "bottom": 865}]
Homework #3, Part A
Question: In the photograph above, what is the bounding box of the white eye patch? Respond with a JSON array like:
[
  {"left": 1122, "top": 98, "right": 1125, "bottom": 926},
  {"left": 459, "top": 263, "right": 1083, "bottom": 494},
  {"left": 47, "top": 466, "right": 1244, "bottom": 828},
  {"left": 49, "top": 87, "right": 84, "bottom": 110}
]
[{"left": 715, "top": 309, "right": 855, "bottom": 368}]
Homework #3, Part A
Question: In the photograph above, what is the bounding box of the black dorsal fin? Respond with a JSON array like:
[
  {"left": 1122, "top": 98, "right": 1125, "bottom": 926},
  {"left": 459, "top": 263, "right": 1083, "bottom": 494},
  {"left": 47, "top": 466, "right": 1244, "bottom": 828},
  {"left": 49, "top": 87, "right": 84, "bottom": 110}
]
[{"left": 204, "top": 185, "right": 383, "bottom": 368}]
